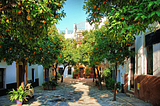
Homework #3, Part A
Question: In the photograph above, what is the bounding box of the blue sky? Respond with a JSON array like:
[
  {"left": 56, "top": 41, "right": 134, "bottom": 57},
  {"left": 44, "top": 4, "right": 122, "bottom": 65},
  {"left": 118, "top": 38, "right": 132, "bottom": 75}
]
[{"left": 55, "top": 0, "right": 88, "bottom": 30}]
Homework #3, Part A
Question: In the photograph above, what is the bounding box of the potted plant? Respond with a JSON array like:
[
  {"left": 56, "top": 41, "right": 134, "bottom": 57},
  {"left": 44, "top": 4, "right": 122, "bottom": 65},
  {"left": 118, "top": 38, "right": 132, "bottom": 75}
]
[
  {"left": 49, "top": 80, "right": 58, "bottom": 90},
  {"left": 8, "top": 86, "right": 28, "bottom": 105},
  {"left": 42, "top": 82, "right": 47, "bottom": 90},
  {"left": 85, "top": 68, "right": 91, "bottom": 78}
]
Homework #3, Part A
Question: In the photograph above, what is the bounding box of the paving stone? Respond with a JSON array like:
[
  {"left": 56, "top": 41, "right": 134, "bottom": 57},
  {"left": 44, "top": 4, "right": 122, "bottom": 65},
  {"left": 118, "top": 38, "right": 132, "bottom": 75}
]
[{"left": 0, "top": 78, "right": 153, "bottom": 106}]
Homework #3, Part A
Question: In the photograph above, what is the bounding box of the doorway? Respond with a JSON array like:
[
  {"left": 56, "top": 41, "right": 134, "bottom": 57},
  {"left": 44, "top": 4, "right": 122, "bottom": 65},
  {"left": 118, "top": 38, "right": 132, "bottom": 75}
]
[
  {"left": 0, "top": 68, "right": 4, "bottom": 89},
  {"left": 32, "top": 69, "right": 35, "bottom": 82},
  {"left": 19, "top": 65, "right": 23, "bottom": 86},
  {"left": 130, "top": 48, "right": 135, "bottom": 91},
  {"left": 79, "top": 68, "right": 84, "bottom": 78}
]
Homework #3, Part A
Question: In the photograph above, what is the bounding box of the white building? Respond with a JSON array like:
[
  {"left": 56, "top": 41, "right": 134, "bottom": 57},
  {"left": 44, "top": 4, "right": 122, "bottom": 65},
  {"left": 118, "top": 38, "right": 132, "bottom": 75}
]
[{"left": 0, "top": 61, "right": 44, "bottom": 96}]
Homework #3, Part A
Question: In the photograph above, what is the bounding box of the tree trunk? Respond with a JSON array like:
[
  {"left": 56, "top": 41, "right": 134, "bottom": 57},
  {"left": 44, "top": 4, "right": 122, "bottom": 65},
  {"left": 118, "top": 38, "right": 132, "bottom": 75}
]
[
  {"left": 55, "top": 64, "right": 58, "bottom": 82},
  {"left": 21, "top": 59, "right": 27, "bottom": 88},
  {"left": 46, "top": 68, "right": 49, "bottom": 89},
  {"left": 113, "top": 62, "right": 117, "bottom": 101},
  {"left": 96, "top": 67, "right": 102, "bottom": 90},
  {"left": 93, "top": 65, "right": 96, "bottom": 82}
]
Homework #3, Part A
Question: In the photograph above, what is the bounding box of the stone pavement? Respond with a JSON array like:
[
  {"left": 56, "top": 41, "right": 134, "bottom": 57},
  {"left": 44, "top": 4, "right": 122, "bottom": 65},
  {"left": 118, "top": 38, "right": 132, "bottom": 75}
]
[{"left": 0, "top": 78, "right": 153, "bottom": 106}]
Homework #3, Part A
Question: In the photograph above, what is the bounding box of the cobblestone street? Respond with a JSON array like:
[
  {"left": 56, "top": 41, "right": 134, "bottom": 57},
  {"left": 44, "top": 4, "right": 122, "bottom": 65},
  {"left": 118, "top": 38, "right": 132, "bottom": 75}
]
[{"left": 0, "top": 78, "right": 153, "bottom": 106}]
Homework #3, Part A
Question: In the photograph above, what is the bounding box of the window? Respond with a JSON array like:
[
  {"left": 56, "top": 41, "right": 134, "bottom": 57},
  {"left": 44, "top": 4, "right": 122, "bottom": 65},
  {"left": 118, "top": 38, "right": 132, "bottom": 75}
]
[
  {"left": 147, "top": 45, "right": 153, "bottom": 75},
  {"left": 32, "top": 69, "right": 34, "bottom": 82},
  {"left": 68, "top": 67, "right": 71, "bottom": 75}
]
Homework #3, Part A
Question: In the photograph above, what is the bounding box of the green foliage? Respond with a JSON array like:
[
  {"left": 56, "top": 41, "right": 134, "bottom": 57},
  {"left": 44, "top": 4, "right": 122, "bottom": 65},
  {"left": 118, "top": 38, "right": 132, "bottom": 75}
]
[
  {"left": 83, "top": 0, "right": 160, "bottom": 34},
  {"left": 58, "top": 38, "right": 78, "bottom": 67},
  {"left": 74, "top": 66, "right": 80, "bottom": 75},
  {"left": 49, "top": 80, "right": 58, "bottom": 87},
  {"left": 8, "top": 86, "right": 28, "bottom": 102},
  {"left": 0, "top": 1, "right": 66, "bottom": 67},
  {"left": 57, "top": 72, "right": 61, "bottom": 80},
  {"left": 102, "top": 68, "right": 111, "bottom": 77},
  {"left": 105, "top": 77, "right": 115, "bottom": 90},
  {"left": 85, "top": 67, "right": 91, "bottom": 76},
  {"left": 42, "top": 82, "right": 47, "bottom": 87}
]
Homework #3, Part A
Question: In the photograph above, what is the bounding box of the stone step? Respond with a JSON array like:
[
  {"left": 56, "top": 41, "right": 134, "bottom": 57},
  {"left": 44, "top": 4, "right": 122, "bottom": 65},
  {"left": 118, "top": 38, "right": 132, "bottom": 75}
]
[{"left": 126, "top": 93, "right": 135, "bottom": 97}]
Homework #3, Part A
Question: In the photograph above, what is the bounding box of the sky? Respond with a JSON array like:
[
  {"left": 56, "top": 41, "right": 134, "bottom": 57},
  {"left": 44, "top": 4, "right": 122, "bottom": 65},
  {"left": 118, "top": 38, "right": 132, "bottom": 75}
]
[{"left": 55, "top": 0, "right": 88, "bottom": 31}]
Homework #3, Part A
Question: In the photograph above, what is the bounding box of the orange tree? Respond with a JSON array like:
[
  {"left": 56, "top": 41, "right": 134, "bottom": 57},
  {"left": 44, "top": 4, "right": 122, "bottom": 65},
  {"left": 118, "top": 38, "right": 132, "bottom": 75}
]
[
  {"left": 83, "top": 0, "right": 160, "bottom": 101},
  {"left": 58, "top": 38, "right": 79, "bottom": 82},
  {"left": 83, "top": 0, "right": 160, "bottom": 33},
  {"left": 80, "top": 29, "right": 105, "bottom": 89},
  {"left": 0, "top": 0, "right": 66, "bottom": 87}
]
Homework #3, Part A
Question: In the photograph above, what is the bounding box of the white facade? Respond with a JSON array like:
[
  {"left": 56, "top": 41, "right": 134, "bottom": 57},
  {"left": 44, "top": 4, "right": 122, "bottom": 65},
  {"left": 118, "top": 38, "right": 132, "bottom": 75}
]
[
  {"left": 63, "top": 66, "right": 74, "bottom": 78},
  {"left": 28, "top": 64, "right": 43, "bottom": 86},
  {"left": 0, "top": 61, "right": 16, "bottom": 89}
]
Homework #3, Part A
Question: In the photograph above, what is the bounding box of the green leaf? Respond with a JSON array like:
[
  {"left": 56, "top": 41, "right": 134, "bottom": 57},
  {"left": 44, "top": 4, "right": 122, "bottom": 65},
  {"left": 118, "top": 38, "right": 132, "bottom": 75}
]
[
  {"left": 150, "top": 11, "right": 156, "bottom": 17},
  {"left": 141, "top": 15, "right": 147, "bottom": 20},
  {"left": 156, "top": 10, "right": 160, "bottom": 16}
]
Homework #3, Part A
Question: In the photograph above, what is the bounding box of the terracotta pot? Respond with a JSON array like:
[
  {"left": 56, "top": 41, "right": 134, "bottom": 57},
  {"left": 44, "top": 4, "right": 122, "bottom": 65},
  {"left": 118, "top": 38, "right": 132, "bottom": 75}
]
[
  {"left": 44, "top": 87, "right": 47, "bottom": 90},
  {"left": 16, "top": 100, "right": 22, "bottom": 105},
  {"left": 52, "top": 86, "right": 56, "bottom": 90}
]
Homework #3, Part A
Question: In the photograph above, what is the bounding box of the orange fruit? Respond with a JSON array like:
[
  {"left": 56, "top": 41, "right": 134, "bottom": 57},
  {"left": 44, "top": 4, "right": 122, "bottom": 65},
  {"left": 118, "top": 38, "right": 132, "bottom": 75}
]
[
  {"left": 44, "top": 20, "right": 46, "bottom": 23},
  {"left": 120, "top": 50, "right": 122, "bottom": 52},
  {"left": 27, "top": 15, "right": 31, "bottom": 20},
  {"left": 27, "top": 10, "right": 30, "bottom": 13},
  {"left": 40, "top": 20, "right": 42, "bottom": 22},
  {"left": 121, "top": 17, "right": 124, "bottom": 19},
  {"left": 24, "top": 54, "right": 26, "bottom": 56},
  {"left": 18, "top": 10, "right": 21, "bottom": 14},
  {"left": 40, "top": 26, "right": 42, "bottom": 28},
  {"left": 97, "top": 8, "right": 100, "bottom": 10},
  {"left": 94, "top": 5, "right": 96, "bottom": 9},
  {"left": 48, "top": 51, "right": 49, "bottom": 53}
]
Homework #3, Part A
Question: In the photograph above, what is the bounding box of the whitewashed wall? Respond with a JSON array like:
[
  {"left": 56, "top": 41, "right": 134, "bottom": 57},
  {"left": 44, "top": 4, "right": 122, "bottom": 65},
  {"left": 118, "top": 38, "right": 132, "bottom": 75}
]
[
  {"left": 27, "top": 64, "right": 38, "bottom": 82},
  {"left": 0, "top": 61, "right": 16, "bottom": 89},
  {"left": 153, "top": 43, "right": 160, "bottom": 76},
  {"left": 38, "top": 65, "right": 43, "bottom": 86},
  {"left": 117, "top": 64, "right": 126, "bottom": 84}
]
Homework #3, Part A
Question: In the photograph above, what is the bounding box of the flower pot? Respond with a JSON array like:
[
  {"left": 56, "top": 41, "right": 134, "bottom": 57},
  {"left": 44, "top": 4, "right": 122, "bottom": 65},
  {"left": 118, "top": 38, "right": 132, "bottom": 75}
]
[
  {"left": 16, "top": 100, "right": 22, "bottom": 105},
  {"left": 87, "top": 76, "right": 90, "bottom": 78},
  {"left": 52, "top": 86, "right": 56, "bottom": 90},
  {"left": 44, "top": 87, "right": 47, "bottom": 90},
  {"left": 98, "top": 86, "right": 100, "bottom": 90}
]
